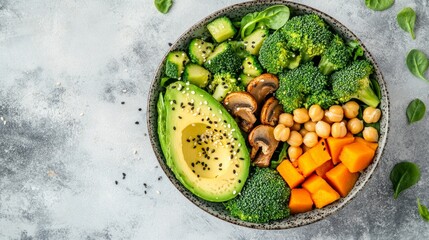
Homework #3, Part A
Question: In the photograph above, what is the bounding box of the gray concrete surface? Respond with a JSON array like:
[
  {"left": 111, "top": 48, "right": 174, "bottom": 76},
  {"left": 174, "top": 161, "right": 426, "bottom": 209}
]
[{"left": 1, "top": 0, "right": 429, "bottom": 239}]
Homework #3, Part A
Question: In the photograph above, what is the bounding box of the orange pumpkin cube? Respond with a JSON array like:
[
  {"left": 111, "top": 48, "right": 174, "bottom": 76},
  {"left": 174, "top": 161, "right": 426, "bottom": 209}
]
[
  {"left": 277, "top": 160, "right": 305, "bottom": 189},
  {"left": 308, "top": 139, "right": 331, "bottom": 167},
  {"left": 289, "top": 189, "right": 313, "bottom": 214},
  {"left": 297, "top": 152, "right": 318, "bottom": 177},
  {"left": 354, "top": 137, "right": 378, "bottom": 151},
  {"left": 325, "top": 163, "right": 360, "bottom": 197},
  {"left": 302, "top": 174, "right": 340, "bottom": 209},
  {"left": 326, "top": 134, "right": 355, "bottom": 165},
  {"left": 339, "top": 142, "right": 375, "bottom": 173}
]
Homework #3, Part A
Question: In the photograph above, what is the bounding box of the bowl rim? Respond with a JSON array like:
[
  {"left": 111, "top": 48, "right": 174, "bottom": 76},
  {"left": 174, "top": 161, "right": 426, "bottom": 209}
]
[{"left": 147, "top": 0, "right": 390, "bottom": 229}]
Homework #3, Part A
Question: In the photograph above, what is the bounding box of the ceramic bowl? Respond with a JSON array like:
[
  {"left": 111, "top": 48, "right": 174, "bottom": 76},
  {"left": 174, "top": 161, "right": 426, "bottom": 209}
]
[{"left": 147, "top": 0, "right": 389, "bottom": 229}]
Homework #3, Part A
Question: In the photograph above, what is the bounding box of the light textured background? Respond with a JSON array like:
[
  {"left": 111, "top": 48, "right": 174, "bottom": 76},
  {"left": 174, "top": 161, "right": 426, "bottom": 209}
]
[{"left": 1, "top": 0, "right": 429, "bottom": 239}]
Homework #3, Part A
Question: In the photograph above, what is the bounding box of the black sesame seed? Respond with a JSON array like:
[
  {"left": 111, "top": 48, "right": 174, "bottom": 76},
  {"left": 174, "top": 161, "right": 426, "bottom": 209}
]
[
  {"left": 172, "top": 86, "right": 176, "bottom": 89},
  {"left": 122, "top": 173, "right": 126, "bottom": 179},
  {"left": 186, "top": 139, "right": 190, "bottom": 142},
  {"left": 121, "top": 101, "right": 125, "bottom": 105},
  {"left": 219, "top": 163, "right": 222, "bottom": 167},
  {"left": 192, "top": 170, "right": 195, "bottom": 173},
  {"left": 168, "top": 42, "right": 172, "bottom": 46},
  {"left": 238, "top": 180, "right": 241, "bottom": 183},
  {"left": 115, "top": 181, "right": 118, "bottom": 185},
  {"left": 172, "top": 107, "right": 175, "bottom": 110},
  {"left": 143, "top": 183, "right": 147, "bottom": 188},
  {"left": 237, "top": 149, "right": 240, "bottom": 153},
  {"left": 178, "top": 116, "right": 182, "bottom": 119},
  {"left": 230, "top": 155, "right": 234, "bottom": 159},
  {"left": 219, "top": 168, "right": 222, "bottom": 171},
  {"left": 321, "top": 142, "right": 325, "bottom": 146},
  {"left": 173, "top": 126, "right": 176, "bottom": 130},
  {"left": 247, "top": 61, "right": 251, "bottom": 65},
  {"left": 197, "top": 175, "right": 200, "bottom": 178},
  {"left": 208, "top": 168, "right": 210, "bottom": 170},
  {"left": 175, "top": 54, "right": 179, "bottom": 57},
  {"left": 191, "top": 163, "right": 195, "bottom": 167},
  {"left": 235, "top": 164, "right": 239, "bottom": 168},
  {"left": 144, "top": 190, "right": 147, "bottom": 194},
  {"left": 193, "top": 146, "right": 196, "bottom": 149},
  {"left": 138, "top": 108, "right": 142, "bottom": 111},
  {"left": 158, "top": 176, "right": 162, "bottom": 181},
  {"left": 251, "top": 45, "right": 255, "bottom": 48},
  {"left": 233, "top": 170, "right": 236, "bottom": 174},
  {"left": 135, "top": 121, "right": 140, "bottom": 125},
  {"left": 211, "top": 149, "right": 215, "bottom": 153},
  {"left": 239, "top": 157, "right": 244, "bottom": 160}
]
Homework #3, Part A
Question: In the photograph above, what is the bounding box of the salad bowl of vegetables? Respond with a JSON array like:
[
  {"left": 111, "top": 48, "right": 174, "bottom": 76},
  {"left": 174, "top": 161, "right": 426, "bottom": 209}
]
[{"left": 148, "top": 0, "right": 389, "bottom": 229}]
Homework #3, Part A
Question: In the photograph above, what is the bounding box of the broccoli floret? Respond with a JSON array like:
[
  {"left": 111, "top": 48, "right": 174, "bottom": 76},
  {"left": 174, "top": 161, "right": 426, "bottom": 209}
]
[
  {"left": 331, "top": 60, "right": 380, "bottom": 107},
  {"left": 318, "top": 35, "right": 352, "bottom": 75},
  {"left": 258, "top": 31, "right": 301, "bottom": 74},
  {"left": 207, "top": 72, "right": 243, "bottom": 101},
  {"left": 304, "top": 90, "right": 338, "bottom": 109},
  {"left": 282, "top": 14, "right": 333, "bottom": 61},
  {"left": 204, "top": 42, "right": 241, "bottom": 74},
  {"left": 276, "top": 62, "right": 329, "bottom": 112},
  {"left": 224, "top": 168, "right": 291, "bottom": 223}
]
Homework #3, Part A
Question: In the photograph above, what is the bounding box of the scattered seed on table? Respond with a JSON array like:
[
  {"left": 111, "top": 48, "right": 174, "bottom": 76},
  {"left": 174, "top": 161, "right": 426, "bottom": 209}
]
[
  {"left": 158, "top": 176, "right": 162, "bottom": 181},
  {"left": 115, "top": 181, "right": 118, "bottom": 185},
  {"left": 121, "top": 101, "right": 125, "bottom": 105},
  {"left": 122, "top": 173, "right": 126, "bottom": 179},
  {"left": 168, "top": 42, "right": 172, "bottom": 46},
  {"left": 138, "top": 108, "right": 142, "bottom": 111},
  {"left": 135, "top": 121, "right": 140, "bottom": 125},
  {"left": 143, "top": 183, "right": 147, "bottom": 188}
]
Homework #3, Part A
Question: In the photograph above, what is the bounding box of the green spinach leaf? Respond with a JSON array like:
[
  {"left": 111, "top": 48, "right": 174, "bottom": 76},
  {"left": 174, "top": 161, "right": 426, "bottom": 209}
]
[
  {"left": 270, "top": 142, "right": 289, "bottom": 169},
  {"left": 407, "top": 49, "right": 429, "bottom": 81},
  {"left": 417, "top": 198, "right": 429, "bottom": 222},
  {"left": 154, "top": 0, "right": 173, "bottom": 14},
  {"left": 240, "top": 5, "right": 290, "bottom": 39},
  {"left": 397, "top": 7, "right": 416, "bottom": 40},
  {"left": 390, "top": 161, "right": 420, "bottom": 199},
  {"left": 370, "top": 78, "right": 382, "bottom": 101},
  {"left": 406, "top": 99, "right": 426, "bottom": 124},
  {"left": 365, "top": 0, "right": 395, "bottom": 11}
]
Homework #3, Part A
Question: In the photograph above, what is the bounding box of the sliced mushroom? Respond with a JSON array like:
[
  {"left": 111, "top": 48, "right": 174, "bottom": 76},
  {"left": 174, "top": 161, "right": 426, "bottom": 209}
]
[
  {"left": 223, "top": 92, "right": 258, "bottom": 132},
  {"left": 248, "top": 125, "right": 279, "bottom": 167},
  {"left": 246, "top": 73, "right": 279, "bottom": 107},
  {"left": 260, "top": 97, "right": 283, "bottom": 126}
]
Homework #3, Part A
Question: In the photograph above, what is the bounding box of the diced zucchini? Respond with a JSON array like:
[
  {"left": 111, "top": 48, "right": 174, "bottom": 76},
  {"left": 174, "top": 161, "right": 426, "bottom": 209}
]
[
  {"left": 188, "top": 38, "right": 214, "bottom": 65},
  {"left": 242, "top": 55, "right": 263, "bottom": 77},
  {"left": 243, "top": 28, "right": 269, "bottom": 55},
  {"left": 207, "top": 17, "right": 237, "bottom": 43},
  {"left": 239, "top": 73, "right": 255, "bottom": 87},
  {"left": 182, "top": 64, "right": 211, "bottom": 88},
  {"left": 165, "top": 51, "right": 190, "bottom": 79}
]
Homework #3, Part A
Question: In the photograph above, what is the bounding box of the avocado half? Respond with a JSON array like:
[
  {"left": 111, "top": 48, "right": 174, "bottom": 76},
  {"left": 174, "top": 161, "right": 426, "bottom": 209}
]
[{"left": 157, "top": 81, "right": 250, "bottom": 202}]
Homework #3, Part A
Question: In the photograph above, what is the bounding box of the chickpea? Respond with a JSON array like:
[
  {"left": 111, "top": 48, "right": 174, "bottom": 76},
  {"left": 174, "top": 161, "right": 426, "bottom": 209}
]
[
  {"left": 279, "top": 113, "right": 294, "bottom": 127},
  {"left": 304, "top": 121, "right": 316, "bottom": 132},
  {"left": 287, "top": 130, "right": 303, "bottom": 147},
  {"left": 293, "top": 108, "right": 310, "bottom": 124},
  {"left": 363, "top": 107, "right": 381, "bottom": 123},
  {"left": 343, "top": 101, "right": 360, "bottom": 119},
  {"left": 288, "top": 146, "right": 303, "bottom": 161},
  {"left": 299, "top": 128, "right": 309, "bottom": 136},
  {"left": 315, "top": 121, "right": 331, "bottom": 138},
  {"left": 309, "top": 104, "right": 324, "bottom": 122},
  {"left": 291, "top": 122, "right": 301, "bottom": 131},
  {"left": 325, "top": 105, "right": 344, "bottom": 123},
  {"left": 322, "top": 110, "right": 333, "bottom": 124},
  {"left": 273, "top": 124, "right": 290, "bottom": 142},
  {"left": 303, "top": 131, "right": 319, "bottom": 148},
  {"left": 347, "top": 118, "right": 364, "bottom": 134},
  {"left": 363, "top": 127, "right": 379, "bottom": 142},
  {"left": 331, "top": 122, "right": 347, "bottom": 138}
]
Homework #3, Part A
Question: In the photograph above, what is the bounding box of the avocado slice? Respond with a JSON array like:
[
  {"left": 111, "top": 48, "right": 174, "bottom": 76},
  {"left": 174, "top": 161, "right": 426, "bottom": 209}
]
[{"left": 158, "top": 81, "right": 250, "bottom": 202}]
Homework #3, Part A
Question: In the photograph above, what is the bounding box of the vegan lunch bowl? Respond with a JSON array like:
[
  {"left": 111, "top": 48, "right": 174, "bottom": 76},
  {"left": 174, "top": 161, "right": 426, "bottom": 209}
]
[{"left": 147, "top": 1, "right": 389, "bottom": 229}]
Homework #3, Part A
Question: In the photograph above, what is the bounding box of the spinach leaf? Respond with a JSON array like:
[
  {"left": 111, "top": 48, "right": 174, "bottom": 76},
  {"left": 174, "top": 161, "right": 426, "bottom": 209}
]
[
  {"left": 365, "top": 0, "right": 395, "bottom": 11},
  {"left": 390, "top": 161, "right": 420, "bottom": 199},
  {"left": 240, "top": 5, "right": 290, "bottom": 39},
  {"left": 406, "top": 99, "right": 426, "bottom": 124},
  {"left": 348, "top": 40, "right": 364, "bottom": 60},
  {"left": 370, "top": 78, "right": 382, "bottom": 101},
  {"left": 270, "top": 142, "right": 289, "bottom": 169},
  {"left": 406, "top": 49, "right": 429, "bottom": 81},
  {"left": 397, "top": 7, "right": 416, "bottom": 40},
  {"left": 417, "top": 198, "right": 429, "bottom": 222},
  {"left": 154, "top": 0, "right": 173, "bottom": 14}
]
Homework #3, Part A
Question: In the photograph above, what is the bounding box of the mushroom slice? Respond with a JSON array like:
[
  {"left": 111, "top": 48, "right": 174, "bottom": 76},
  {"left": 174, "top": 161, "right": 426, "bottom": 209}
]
[
  {"left": 248, "top": 125, "right": 279, "bottom": 167},
  {"left": 260, "top": 97, "right": 284, "bottom": 126},
  {"left": 223, "top": 92, "right": 258, "bottom": 132},
  {"left": 246, "top": 73, "right": 279, "bottom": 107}
]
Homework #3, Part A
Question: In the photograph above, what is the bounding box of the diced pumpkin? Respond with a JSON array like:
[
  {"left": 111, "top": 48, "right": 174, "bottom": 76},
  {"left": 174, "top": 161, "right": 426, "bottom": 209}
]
[
  {"left": 315, "top": 160, "right": 334, "bottom": 178},
  {"left": 277, "top": 160, "right": 305, "bottom": 189},
  {"left": 308, "top": 139, "right": 331, "bottom": 167},
  {"left": 325, "top": 163, "right": 360, "bottom": 197},
  {"left": 289, "top": 188, "right": 313, "bottom": 214},
  {"left": 354, "top": 137, "right": 378, "bottom": 151},
  {"left": 302, "top": 174, "right": 340, "bottom": 209},
  {"left": 339, "top": 142, "right": 375, "bottom": 173},
  {"left": 297, "top": 152, "right": 318, "bottom": 177},
  {"left": 326, "top": 134, "right": 355, "bottom": 165}
]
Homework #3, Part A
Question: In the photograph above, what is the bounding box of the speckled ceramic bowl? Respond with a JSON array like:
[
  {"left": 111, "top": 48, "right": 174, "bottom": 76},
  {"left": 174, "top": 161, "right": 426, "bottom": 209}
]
[{"left": 147, "top": 0, "right": 390, "bottom": 229}]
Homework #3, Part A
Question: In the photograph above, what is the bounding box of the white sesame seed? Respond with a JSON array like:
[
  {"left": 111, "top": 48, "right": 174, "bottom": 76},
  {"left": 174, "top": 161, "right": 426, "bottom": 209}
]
[
  {"left": 80, "top": 112, "right": 84, "bottom": 116},
  {"left": 122, "top": 89, "right": 127, "bottom": 93},
  {"left": 233, "top": 190, "right": 237, "bottom": 194},
  {"left": 56, "top": 82, "right": 61, "bottom": 86},
  {"left": 156, "top": 190, "right": 161, "bottom": 194},
  {"left": 134, "top": 150, "right": 138, "bottom": 154}
]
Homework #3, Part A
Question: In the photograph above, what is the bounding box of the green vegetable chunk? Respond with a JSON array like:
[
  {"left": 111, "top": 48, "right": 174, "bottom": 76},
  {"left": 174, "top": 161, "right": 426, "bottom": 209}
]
[
  {"left": 207, "top": 17, "right": 236, "bottom": 43},
  {"left": 239, "top": 73, "right": 254, "bottom": 87},
  {"left": 331, "top": 60, "right": 380, "bottom": 107},
  {"left": 242, "top": 55, "right": 263, "bottom": 77},
  {"left": 365, "top": 0, "right": 395, "bottom": 11},
  {"left": 417, "top": 198, "right": 429, "bottom": 222},
  {"left": 348, "top": 40, "right": 365, "bottom": 61},
  {"left": 406, "top": 99, "right": 426, "bottom": 124},
  {"left": 154, "top": 0, "right": 173, "bottom": 14},
  {"left": 204, "top": 42, "right": 241, "bottom": 74},
  {"left": 406, "top": 49, "right": 429, "bottom": 82},
  {"left": 397, "top": 7, "right": 416, "bottom": 40},
  {"left": 165, "top": 51, "right": 190, "bottom": 79},
  {"left": 390, "top": 161, "right": 420, "bottom": 199},
  {"left": 318, "top": 35, "right": 352, "bottom": 75},
  {"left": 188, "top": 38, "right": 214, "bottom": 65},
  {"left": 182, "top": 64, "right": 211, "bottom": 88},
  {"left": 207, "top": 72, "right": 243, "bottom": 101},
  {"left": 243, "top": 28, "right": 269, "bottom": 55},
  {"left": 224, "top": 167, "right": 291, "bottom": 223}
]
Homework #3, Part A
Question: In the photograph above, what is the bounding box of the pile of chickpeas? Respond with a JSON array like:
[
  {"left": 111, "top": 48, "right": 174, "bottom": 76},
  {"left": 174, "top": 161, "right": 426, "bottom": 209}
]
[{"left": 273, "top": 101, "right": 381, "bottom": 162}]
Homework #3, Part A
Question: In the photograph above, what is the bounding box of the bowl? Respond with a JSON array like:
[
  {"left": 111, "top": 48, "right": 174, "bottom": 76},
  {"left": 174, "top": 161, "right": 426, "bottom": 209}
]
[{"left": 147, "top": 0, "right": 390, "bottom": 229}]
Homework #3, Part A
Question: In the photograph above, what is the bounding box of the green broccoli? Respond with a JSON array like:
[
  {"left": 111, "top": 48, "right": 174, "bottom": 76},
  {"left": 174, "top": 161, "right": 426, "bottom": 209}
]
[
  {"left": 258, "top": 30, "right": 301, "bottom": 74},
  {"left": 276, "top": 62, "right": 329, "bottom": 112},
  {"left": 224, "top": 167, "right": 291, "bottom": 223},
  {"left": 282, "top": 14, "right": 333, "bottom": 61},
  {"left": 204, "top": 42, "right": 241, "bottom": 74},
  {"left": 207, "top": 72, "right": 243, "bottom": 101},
  {"left": 304, "top": 90, "right": 338, "bottom": 109},
  {"left": 331, "top": 60, "right": 380, "bottom": 107},
  {"left": 318, "top": 35, "right": 352, "bottom": 75}
]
